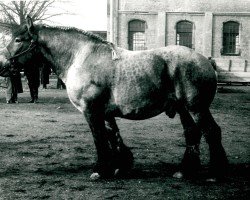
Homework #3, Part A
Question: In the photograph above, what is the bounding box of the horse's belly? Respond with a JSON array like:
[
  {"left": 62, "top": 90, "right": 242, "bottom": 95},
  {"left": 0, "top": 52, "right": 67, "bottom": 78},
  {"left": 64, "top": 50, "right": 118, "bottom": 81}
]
[
  {"left": 109, "top": 88, "right": 168, "bottom": 120},
  {"left": 118, "top": 104, "right": 164, "bottom": 120}
]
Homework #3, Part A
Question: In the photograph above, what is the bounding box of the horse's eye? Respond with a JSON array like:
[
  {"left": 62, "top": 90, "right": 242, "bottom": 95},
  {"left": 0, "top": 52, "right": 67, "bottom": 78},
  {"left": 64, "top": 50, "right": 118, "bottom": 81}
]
[{"left": 15, "top": 38, "right": 22, "bottom": 43}]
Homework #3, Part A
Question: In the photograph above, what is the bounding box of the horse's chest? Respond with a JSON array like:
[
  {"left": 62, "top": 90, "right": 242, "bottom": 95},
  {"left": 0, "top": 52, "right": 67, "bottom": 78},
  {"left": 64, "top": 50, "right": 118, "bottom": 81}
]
[{"left": 65, "top": 67, "right": 102, "bottom": 113}]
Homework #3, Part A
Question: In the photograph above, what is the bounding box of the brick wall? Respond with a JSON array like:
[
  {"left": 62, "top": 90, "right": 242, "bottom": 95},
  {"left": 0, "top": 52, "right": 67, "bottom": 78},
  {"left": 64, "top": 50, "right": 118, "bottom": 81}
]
[
  {"left": 108, "top": 0, "right": 250, "bottom": 82},
  {"left": 118, "top": 0, "right": 250, "bottom": 13},
  {"left": 117, "top": 12, "right": 158, "bottom": 49}
]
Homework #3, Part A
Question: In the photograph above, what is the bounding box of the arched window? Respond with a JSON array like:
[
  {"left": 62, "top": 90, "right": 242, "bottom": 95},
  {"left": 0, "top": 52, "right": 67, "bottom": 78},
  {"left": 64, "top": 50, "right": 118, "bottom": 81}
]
[
  {"left": 222, "top": 21, "right": 240, "bottom": 55},
  {"left": 176, "top": 21, "right": 193, "bottom": 49},
  {"left": 128, "top": 20, "right": 146, "bottom": 51}
]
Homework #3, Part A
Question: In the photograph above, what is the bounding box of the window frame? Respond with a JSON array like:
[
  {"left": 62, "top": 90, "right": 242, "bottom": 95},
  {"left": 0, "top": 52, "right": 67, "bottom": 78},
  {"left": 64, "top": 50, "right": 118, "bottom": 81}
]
[
  {"left": 221, "top": 21, "right": 241, "bottom": 56},
  {"left": 176, "top": 20, "right": 194, "bottom": 50},
  {"left": 128, "top": 20, "right": 146, "bottom": 51}
]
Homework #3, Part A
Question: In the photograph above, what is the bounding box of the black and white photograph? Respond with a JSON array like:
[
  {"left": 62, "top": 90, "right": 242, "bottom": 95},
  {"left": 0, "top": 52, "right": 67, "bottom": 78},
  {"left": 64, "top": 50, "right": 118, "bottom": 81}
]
[{"left": 0, "top": 0, "right": 249, "bottom": 199}]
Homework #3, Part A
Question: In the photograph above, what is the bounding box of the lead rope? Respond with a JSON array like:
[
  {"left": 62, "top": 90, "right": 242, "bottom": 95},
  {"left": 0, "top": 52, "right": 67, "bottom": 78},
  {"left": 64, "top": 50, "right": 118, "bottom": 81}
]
[
  {"left": 108, "top": 42, "right": 120, "bottom": 60},
  {"left": 112, "top": 50, "right": 119, "bottom": 60}
]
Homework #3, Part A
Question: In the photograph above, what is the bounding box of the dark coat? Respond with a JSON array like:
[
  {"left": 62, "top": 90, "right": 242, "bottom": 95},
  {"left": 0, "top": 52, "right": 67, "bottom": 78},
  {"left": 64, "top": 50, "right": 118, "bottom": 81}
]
[
  {"left": 41, "top": 64, "right": 51, "bottom": 85},
  {"left": 11, "top": 72, "right": 23, "bottom": 93},
  {"left": 24, "top": 54, "right": 41, "bottom": 88}
]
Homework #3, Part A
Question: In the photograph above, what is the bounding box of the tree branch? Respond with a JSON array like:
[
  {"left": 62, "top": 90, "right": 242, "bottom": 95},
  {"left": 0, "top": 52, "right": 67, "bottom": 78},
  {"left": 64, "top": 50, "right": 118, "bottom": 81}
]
[
  {"left": 27, "top": 0, "right": 39, "bottom": 18},
  {"left": 11, "top": 1, "right": 21, "bottom": 15},
  {"left": 0, "top": 0, "right": 69, "bottom": 27},
  {"left": 36, "top": 13, "right": 69, "bottom": 21},
  {"left": 31, "top": 1, "right": 48, "bottom": 20},
  {"left": 0, "top": 5, "right": 18, "bottom": 25},
  {"left": 0, "top": 2, "right": 19, "bottom": 16}
]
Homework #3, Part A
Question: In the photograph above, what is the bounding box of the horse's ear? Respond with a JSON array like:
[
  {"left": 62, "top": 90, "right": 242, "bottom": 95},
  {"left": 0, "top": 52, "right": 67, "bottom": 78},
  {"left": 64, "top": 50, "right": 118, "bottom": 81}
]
[{"left": 26, "top": 15, "right": 34, "bottom": 33}]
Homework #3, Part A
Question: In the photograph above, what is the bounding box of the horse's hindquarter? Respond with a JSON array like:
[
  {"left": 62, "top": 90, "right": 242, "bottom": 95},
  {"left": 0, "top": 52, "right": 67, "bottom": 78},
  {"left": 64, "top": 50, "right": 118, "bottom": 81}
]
[
  {"left": 156, "top": 46, "right": 217, "bottom": 111},
  {"left": 110, "top": 50, "right": 173, "bottom": 119}
]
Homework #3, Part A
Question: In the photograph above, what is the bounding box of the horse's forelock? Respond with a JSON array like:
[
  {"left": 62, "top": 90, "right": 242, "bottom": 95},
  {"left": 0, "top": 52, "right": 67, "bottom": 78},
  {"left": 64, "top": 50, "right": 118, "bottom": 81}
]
[{"left": 13, "top": 25, "right": 28, "bottom": 37}]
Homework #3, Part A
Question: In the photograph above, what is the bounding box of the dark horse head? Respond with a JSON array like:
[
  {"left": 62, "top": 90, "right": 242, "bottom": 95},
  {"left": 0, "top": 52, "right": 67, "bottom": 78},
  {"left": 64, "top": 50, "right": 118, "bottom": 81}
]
[{"left": 3, "top": 16, "right": 41, "bottom": 77}]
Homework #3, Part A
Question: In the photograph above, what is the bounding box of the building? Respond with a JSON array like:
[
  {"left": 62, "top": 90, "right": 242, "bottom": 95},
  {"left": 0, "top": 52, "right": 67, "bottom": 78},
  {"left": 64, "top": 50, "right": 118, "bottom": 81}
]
[
  {"left": 107, "top": 0, "right": 250, "bottom": 83},
  {"left": 89, "top": 31, "right": 107, "bottom": 40}
]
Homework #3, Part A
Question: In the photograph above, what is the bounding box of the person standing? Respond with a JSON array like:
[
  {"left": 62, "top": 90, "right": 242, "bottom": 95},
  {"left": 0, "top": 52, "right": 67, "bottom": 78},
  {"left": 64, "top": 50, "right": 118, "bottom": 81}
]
[
  {"left": 57, "top": 78, "right": 66, "bottom": 89},
  {"left": 24, "top": 55, "right": 41, "bottom": 103},
  {"left": 5, "top": 76, "right": 14, "bottom": 103},
  {"left": 41, "top": 63, "right": 51, "bottom": 89},
  {"left": 208, "top": 56, "right": 218, "bottom": 79},
  {"left": 208, "top": 57, "right": 217, "bottom": 71},
  {"left": 5, "top": 71, "right": 23, "bottom": 103}
]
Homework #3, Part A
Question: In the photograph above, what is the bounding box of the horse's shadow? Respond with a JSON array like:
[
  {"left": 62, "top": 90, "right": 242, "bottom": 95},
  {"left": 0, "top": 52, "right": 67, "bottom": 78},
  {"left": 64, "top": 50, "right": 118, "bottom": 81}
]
[
  {"left": 1, "top": 157, "right": 248, "bottom": 185},
  {"left": 116, "top": 162, "right": 250, "bottom": 184},
  {"left": 34, "top": 161, "right": 249, "bottom": 183}
]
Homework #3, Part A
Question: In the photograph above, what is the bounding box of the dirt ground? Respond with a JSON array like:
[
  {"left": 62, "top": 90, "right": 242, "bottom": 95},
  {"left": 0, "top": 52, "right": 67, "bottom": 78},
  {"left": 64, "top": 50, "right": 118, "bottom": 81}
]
[{"left": 0, "top": 84, "right": 249, "bottom": 200}]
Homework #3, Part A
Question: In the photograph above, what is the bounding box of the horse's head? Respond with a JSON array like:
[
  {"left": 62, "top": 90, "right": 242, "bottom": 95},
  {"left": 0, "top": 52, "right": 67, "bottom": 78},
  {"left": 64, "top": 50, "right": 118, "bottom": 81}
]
[{"left": 6, "top": 16, "right": 38, "bottom": 72}]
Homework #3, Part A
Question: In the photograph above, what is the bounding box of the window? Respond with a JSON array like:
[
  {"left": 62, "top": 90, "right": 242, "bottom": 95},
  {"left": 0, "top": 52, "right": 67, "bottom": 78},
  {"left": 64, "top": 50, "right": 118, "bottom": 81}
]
[
  {"left": 176, "top": 21, "right": 193, "bottom": 49},
  {"left": 222, "top": 21, "right": 240, "bottom": 55},
  {"left": 128, "top": 20, "right": 146, "bottom": 51}
]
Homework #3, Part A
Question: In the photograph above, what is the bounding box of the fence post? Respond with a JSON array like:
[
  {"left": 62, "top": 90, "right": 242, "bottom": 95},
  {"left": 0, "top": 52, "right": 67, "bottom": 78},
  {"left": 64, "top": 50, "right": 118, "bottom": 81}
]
[
  {"left": 244, "top": 60, "right": 248, "bottom": 72},
  {"left": 229, "top": 60, "right": 232, "bottom": 72}
]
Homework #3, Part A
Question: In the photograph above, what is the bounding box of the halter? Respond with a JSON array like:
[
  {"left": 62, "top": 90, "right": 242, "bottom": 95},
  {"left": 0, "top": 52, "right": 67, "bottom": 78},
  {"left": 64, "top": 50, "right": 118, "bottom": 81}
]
[{"left": 7, "top": 39, "right": 37, "bottom": 61}]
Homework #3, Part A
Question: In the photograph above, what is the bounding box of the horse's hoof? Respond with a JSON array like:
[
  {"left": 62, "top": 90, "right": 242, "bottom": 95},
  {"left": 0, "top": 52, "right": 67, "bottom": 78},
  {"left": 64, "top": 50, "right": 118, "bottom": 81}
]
[
  {"left": 173, "top": 171, "right": 183, "bottom": 179},
  {"left": 90, "top": 172, "right": 101, "bottom": 180}
]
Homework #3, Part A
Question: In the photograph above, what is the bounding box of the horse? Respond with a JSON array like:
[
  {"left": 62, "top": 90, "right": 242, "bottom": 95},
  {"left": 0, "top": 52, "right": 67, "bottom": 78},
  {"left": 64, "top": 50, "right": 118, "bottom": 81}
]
[{"left": 4, "top": 16, "right": 228, "bottom": 181}]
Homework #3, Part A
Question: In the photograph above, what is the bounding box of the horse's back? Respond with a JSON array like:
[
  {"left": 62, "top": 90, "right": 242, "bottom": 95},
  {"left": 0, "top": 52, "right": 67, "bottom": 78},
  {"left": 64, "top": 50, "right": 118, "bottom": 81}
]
[{"left": 116, "top": 45, "right": 217, "bottom": 112}]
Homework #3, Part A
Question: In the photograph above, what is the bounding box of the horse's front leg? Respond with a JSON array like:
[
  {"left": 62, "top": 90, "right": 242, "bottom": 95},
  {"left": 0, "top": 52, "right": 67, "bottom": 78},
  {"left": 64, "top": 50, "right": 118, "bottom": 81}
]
[
  {"left": 83, "top": 103, "right": 113, "bottom": 179},
  {"left": 105, "top": 117, "right": 134, "bottom": 176}
]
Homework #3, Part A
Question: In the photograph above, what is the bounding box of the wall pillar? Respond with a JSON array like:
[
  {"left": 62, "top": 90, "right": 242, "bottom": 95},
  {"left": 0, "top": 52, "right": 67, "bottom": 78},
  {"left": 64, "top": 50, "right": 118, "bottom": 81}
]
[
  {"left": 109, "top": 0, "right": 118, "bottom": 45},
  {"left": 202, "top": 12, "right": 213, "bottom": 57},
  {"left": 157, "top": 12, "right": 166, "bottom": 47}
]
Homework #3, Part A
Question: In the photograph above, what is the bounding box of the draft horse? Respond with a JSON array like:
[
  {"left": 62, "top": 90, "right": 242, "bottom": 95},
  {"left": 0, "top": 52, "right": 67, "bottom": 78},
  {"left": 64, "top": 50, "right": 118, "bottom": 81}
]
[{"left": 4, "top": 16, "right": 228, "bottom": 180}]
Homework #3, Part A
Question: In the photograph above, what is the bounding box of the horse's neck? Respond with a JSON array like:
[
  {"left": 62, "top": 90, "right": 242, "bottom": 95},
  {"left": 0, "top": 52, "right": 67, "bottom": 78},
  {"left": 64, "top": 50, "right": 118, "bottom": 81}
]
[{"left": 38, "top": 28, "right": 94, "bottom": 80}]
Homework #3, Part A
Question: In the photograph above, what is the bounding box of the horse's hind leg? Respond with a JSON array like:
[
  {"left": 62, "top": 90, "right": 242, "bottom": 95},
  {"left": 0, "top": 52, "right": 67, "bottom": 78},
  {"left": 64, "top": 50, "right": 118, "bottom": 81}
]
[
  {"left": 105, "top": 117, "right": 134, "bottom": 176},
  {"left": 195, "top": 109, "right": 228, "bottom": 179},
  {"left": 175, "top": 103, "right": 202, "bottom": 177}
]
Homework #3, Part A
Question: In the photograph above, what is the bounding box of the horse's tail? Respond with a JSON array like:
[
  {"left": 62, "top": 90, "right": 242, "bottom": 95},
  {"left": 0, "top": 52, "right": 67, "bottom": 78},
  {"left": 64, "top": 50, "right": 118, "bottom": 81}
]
[{"left": 172, "top": 55, "right": 217, "bottom": 113}]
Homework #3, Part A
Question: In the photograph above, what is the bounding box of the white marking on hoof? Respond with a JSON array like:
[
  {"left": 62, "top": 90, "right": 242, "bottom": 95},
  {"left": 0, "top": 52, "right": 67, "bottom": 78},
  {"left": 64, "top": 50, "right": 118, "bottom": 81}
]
[
  {"left": 173, "top": 171, "right": 183, "bottom": 179},
  {"left": 114, "top": 168, "right": 120, "bottom": 176},
  {"left": 206, "top": 178, "right": 217, "bottom": 183},
  {"left": 90, "top": 172, "right": 101, "bottom": 180}
]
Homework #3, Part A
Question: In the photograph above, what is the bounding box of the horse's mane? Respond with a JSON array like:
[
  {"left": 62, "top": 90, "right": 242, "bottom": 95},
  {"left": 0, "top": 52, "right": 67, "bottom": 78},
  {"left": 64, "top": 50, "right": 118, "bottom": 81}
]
[
  {"left": 14, "top": 23, "right": 111, "bottom": 45},
  {"left": 39, "top": 24, "right": 111, "bottom": 46},
  {"left": 13, "top": 23, "right": 119, "bottom": 60}
]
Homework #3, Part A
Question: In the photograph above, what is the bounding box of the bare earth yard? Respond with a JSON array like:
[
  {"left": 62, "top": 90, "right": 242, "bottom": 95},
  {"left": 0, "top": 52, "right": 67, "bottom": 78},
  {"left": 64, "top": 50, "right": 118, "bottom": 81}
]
[{"left": 0, "top": 85, "right": 249, "bottom": 199}]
